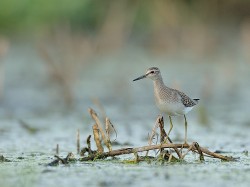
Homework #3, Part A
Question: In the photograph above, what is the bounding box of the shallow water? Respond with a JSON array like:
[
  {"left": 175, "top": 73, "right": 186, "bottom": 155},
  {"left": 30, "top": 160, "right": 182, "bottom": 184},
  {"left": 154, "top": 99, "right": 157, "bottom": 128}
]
[
  {"left": 1, "top": 151, "right": 249, "bottom": 187},
  {"left": 1, "top": 43, "right": 250, "bottom": 187}
]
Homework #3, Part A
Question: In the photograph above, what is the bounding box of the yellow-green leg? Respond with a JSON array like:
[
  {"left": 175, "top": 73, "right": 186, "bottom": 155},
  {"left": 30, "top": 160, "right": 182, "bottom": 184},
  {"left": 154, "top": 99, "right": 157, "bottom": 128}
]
[
  {"left": 184, "top": 115, "right": 188, "bottom": 144},
  {"left": 167, "top": 116, "right": 173, "bottom": 137}
]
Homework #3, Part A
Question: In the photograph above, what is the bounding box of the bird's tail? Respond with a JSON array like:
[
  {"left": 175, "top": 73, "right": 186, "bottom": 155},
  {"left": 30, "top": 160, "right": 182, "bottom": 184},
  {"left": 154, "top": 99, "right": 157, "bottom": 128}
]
[{"left": 193, "top": 99, "right": 200, "bottom": 104}]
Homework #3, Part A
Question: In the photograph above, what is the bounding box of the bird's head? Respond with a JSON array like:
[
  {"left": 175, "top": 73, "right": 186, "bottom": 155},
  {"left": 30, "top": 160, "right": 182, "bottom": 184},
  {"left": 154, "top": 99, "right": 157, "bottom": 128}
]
[{"left": 133, "top": 67, "right": 161, "bottom": 81}]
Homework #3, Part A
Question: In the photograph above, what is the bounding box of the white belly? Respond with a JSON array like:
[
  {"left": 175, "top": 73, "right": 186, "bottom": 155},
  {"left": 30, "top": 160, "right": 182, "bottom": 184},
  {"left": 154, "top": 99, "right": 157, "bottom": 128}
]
[{"left": 156, "top": 101, "right": 193, "bottom": 116}]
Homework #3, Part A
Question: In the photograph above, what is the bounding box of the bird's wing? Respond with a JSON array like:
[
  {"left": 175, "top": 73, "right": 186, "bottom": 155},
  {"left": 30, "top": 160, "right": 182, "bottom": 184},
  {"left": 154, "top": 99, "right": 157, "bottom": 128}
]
[{"left": 176, "top": 90, "right": 198, "bottom": 107}]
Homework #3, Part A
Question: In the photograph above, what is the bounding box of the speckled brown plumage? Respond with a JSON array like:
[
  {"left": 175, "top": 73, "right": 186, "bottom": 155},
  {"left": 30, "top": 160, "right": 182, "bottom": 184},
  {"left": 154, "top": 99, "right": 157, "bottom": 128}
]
[
  {"left": 151, "top": 71, "right": 199, "bottom": 116},
  {"left": 153, "top": 78, "right": 198, "bottom": 107},
  {"left": 175, "top": 90, "right": 198, "bottom": 107},
  {"left": 155, "top": 84, "right": 179, "bottom": 103}
]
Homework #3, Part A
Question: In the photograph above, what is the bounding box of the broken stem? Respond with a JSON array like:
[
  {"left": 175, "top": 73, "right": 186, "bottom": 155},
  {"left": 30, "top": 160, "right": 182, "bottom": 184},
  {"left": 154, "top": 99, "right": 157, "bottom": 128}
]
[
  {"left": 146, "top": 116, "right": 160, "bottom": 156},
  {"left": 93, "top": 124, "right": 104, "bottom": 153},
  {"left": 158, "top": 116, "right": 182, "bottom": 159},
  {"left": 77, "top": 129, "right": 80, "bottom": 154},
  {"left": 105, "top": 118, "right": 113, "bottom": 152},
  {"left": 194, "top": 142, "right": 205, "bottom": 161},
  {"left": 86, "top": 135, "right": 93, "bottom": 155}
]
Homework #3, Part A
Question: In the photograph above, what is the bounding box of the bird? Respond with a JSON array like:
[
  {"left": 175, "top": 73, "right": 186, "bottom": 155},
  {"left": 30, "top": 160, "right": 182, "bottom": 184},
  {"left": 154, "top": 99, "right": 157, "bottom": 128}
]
[{"left": 133, "top": 67, "right": 199, "bottom": 144}]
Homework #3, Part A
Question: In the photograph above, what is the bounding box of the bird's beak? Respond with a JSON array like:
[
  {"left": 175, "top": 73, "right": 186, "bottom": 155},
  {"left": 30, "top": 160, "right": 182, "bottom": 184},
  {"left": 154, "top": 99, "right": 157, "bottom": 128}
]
[{"left": 133, "top": 74, "right": 147, "bottom": 81}]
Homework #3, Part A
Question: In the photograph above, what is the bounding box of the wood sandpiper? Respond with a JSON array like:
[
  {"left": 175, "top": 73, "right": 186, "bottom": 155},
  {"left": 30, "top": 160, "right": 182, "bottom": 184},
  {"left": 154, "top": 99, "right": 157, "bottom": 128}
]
[{"left": 133, "top": 67, "right": 199, "bottom": 144}]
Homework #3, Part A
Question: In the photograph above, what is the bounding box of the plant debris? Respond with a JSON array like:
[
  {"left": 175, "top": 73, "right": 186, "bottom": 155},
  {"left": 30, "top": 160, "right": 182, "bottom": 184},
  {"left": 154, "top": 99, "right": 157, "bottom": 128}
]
[
  {"left": 47, "top": 152, "right": 76, "bottom": 166},
  {"left": 0, "top": 155, "right": 11, "bottom": 162},
  {"left": 47, "top": 108, "right": 236, "bottom": 166}
]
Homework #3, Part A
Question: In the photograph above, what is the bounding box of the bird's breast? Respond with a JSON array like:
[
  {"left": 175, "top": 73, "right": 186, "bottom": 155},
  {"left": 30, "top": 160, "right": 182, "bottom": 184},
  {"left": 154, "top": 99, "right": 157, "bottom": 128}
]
[{"left": 155, "top": 99, "right": 185, "bottom": 116}]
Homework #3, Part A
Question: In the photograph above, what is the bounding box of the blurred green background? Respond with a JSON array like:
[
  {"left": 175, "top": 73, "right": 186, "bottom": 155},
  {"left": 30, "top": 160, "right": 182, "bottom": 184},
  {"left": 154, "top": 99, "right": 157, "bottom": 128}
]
[
  {"left": 0, "top": 0, "right": 250, "bottom": 117},
  {"left": 2, "top": 0, "right": 250, "bottom": 46},
  {"left": 1, "top": 0, "right": 250, "bottom": 34}
]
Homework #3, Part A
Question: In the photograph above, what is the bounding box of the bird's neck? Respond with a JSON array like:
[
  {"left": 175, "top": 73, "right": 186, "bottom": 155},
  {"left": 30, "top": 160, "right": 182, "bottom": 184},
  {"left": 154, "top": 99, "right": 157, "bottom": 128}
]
[{"left": 153, "top": 77, "right": 165, "bottom": 90}]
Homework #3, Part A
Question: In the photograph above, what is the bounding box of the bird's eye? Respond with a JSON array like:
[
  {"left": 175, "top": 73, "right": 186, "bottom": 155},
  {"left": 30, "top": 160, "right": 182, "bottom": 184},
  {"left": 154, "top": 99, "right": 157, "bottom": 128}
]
[{"left": 150, "top": 71, "right": 155, "bottom": 74}]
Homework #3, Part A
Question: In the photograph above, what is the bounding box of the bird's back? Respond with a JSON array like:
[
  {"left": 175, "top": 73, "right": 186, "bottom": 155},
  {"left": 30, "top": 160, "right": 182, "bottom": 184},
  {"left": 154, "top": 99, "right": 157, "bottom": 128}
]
[
  {"left": 154, "top": 81, "right": 198, "bottom": 115},
  {"left": 174, "top": 89, "right": 199, "bottom": 107}
]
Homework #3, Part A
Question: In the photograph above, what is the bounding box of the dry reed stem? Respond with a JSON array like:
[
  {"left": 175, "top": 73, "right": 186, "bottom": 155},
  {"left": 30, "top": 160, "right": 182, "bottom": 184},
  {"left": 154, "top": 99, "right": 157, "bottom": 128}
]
[
  {"left": 89, "top": 108, "right": 111, "bottom": 150},
  {"left": 134, "top": 152, "right": 139, "bottom": 163},
  {"left": 194, "top": 142, "right": 205, "bottom": 161},
  {"left": 157, "top": 116, "right": 182, "bottom": 159},
  {"left": 159, "top": 116, "right": 167, "bottom": 142},
  {"left": 197, "top": 146, "right": 232, "bottom": 161},
  {"left": 168, "top": 153, "right": 173, "bottom": 163},
  {"left": 181, "top": 143, "right": 195, "bottom": 159},
  {"left": 86, "top": 135, "right": 93, "bottom": 155},
  {"left": 105, "top": 118, "right": 112, "bottom": 152},
  {"left": 158, "top": 116, "right": 166, "bottom": 153},
  {"left": 77, "top": 129, "right": 80, "bottom": 154},
  {"left": 146, "top": 117, "right": 160, "bottom": 156},
  {"left": 146, "top": 116, "right": 189, "bottom": 159},
  {"left": 148, "top": 117, "right": 160, "bottom": 145},
  {"left": 165, "top": 137, "right": 182, "bottom": 159},
  {"left": 93, "top": 124, "right": 104, "bottom": 153},
  {"left": 106, "top": 117, "right": 117, "bottom": 141},
  {"left": 56, "top": 144, "right": 59, "bottom": 155},
  {"left": 159, "top": 117, "right": 182, "bottom": 159},
  {"left": 89, "top": 108, "right": 106, "bottom": 140}
]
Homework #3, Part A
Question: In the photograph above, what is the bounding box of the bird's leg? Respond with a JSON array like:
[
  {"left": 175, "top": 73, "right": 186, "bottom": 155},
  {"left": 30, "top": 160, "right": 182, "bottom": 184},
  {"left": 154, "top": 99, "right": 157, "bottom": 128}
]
[
  {"left": 184, "top": 115, "right": 188, "bottom": 144},
  {"left": 167, "top": 116, "right": 173, "bottom": 138}
]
